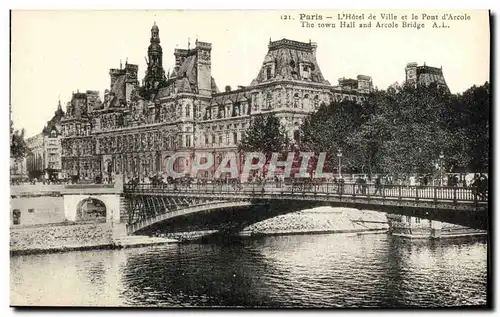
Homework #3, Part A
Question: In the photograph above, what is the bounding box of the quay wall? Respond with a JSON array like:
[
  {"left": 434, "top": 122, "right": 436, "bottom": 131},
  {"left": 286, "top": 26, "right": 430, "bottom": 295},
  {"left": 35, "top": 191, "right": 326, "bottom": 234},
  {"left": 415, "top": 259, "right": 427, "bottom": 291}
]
[{"left": 10, "top": 222, "right": 114, "bottom": 255}]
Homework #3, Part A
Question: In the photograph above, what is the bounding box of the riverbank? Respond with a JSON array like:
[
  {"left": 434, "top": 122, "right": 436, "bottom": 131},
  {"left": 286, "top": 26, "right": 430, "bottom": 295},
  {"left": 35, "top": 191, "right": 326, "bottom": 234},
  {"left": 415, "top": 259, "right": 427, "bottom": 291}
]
[{"left": 10, "top": 222, "right": 115, "bottom": 256}]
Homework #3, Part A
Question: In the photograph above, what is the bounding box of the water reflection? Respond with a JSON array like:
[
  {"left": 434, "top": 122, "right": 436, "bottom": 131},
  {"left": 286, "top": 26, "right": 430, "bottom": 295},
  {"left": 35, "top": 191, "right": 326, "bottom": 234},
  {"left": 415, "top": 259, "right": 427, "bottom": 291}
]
[{"left": 10, "top": 235, "right": 487, "bottom": 307}]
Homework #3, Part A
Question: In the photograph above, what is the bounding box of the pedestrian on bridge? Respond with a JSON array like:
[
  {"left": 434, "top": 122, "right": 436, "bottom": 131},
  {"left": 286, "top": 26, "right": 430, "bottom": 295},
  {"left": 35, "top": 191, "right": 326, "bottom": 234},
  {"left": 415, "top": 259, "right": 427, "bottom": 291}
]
[
  {"left": 356, "top": 176, "right": 363, "bottom": 194},
  {"left": 374, "top": 175, "right": 383, "bottom": 195},
  {"left": 479, "top": 174, "right": 488, "bottom": 200}
]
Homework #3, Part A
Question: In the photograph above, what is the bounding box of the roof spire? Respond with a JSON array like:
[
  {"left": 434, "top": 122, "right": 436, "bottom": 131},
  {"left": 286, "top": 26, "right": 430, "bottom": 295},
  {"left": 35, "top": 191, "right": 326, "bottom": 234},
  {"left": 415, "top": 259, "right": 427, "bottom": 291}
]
[
  {"left": 120, "top": 59, "right": 122, "bottom": 69},
  {"left": 188, "top": 37, "right": 191, "bottom": 50},
  {"left": 58, "top": 95, "right": 62, "bottom": 110}
]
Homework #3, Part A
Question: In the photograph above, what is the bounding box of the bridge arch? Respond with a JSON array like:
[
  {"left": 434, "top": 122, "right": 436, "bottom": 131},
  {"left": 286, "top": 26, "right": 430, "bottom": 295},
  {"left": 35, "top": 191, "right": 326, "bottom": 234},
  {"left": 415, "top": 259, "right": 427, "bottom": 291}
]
[
  {"left": 62, "top": 193, "right": 122, "bottom": 223},
  {"left": 75, "top": 197, "right": 107, "bottom": 221},
  {"left": 127, "top": 200, "right": 257, "bottom": 234},
  {"left": 126, "top": 198, "right": 331, "bottom": 235}
]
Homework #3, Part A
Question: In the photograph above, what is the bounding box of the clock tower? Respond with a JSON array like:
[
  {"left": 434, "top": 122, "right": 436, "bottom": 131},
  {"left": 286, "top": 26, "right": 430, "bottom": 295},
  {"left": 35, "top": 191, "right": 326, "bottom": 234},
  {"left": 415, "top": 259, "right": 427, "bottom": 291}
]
[{"left": 142, "top": 22, "right": 167, "bottom": 98}]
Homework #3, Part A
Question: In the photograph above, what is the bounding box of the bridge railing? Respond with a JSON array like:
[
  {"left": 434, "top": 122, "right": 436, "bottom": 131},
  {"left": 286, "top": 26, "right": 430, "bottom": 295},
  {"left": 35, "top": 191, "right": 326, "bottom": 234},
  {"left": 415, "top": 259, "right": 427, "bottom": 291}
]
[{"left": 124, "top": 182, "right": 486, "bottom": 203}]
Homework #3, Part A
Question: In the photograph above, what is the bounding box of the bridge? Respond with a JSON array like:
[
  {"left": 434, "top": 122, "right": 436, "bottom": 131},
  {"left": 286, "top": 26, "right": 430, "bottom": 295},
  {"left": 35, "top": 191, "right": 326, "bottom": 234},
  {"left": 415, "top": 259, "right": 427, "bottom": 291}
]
[{"left": 123, "top": 182, "right": 488, "bottom": 235}]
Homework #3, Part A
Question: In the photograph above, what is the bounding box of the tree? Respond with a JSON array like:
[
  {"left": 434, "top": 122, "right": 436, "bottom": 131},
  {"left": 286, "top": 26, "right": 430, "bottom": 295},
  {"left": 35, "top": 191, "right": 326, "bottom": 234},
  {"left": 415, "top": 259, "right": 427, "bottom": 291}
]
[
  {"left": 371, "top": 82, "right": 459, "bottom": 175},
  {"left": 456, "top": 82, "right": 490, "bottom": 172},
  {"left": 10, "top": 120, "right": 30, "bottom": 161},
  {"left": 300, "top": 99, "right": 365, "bottom": 173},
  {"left": 239, "top": 113, "right": 289, "bottom": 156},
  {"left": 298, "top": 80, "right": 490, "bottom": 177}
]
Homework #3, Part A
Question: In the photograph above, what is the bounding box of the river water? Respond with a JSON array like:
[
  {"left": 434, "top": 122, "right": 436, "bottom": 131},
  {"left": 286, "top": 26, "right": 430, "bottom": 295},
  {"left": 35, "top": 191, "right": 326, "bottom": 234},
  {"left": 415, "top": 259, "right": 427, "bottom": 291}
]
[{"left": 10, "top": 234, "right": 488, "bottom": 308}]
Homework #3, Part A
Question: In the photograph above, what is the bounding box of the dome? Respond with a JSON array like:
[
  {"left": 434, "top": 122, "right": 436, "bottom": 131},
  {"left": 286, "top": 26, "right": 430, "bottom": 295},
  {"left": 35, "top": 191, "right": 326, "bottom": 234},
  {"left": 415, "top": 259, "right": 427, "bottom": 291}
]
[{"left": 151, "top": 22, "right": 159, "bottom": 32}]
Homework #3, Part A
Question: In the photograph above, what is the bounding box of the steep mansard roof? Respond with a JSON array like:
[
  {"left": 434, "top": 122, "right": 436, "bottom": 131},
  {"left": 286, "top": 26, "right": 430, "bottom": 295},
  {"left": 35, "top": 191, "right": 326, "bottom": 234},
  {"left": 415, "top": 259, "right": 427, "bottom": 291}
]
[
  {"left": 109, "top": 75, "right": 126, "bottom": 107},
  {"left": 155, "top": 51, "right": 219, "bottom": 98},
  {"left": 251, "top": 39, "right": 329, "bottom": 86}
]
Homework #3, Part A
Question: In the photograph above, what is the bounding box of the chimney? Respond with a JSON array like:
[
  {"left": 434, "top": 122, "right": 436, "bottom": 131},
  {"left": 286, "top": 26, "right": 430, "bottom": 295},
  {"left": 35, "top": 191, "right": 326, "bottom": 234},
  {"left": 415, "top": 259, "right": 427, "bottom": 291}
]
[{"left": 225, "top": 85, "right": 231, "bottom": 92}]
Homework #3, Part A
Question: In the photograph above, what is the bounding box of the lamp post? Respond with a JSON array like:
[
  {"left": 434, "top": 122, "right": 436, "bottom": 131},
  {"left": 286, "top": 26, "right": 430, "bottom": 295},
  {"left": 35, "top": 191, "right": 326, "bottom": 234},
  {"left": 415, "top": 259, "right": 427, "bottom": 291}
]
[
  {"left": 337, "top": 149, "right": 343, "bottom": 179},
  {"left": 439, "top": 151, "right": 444, "bottom": 186}
]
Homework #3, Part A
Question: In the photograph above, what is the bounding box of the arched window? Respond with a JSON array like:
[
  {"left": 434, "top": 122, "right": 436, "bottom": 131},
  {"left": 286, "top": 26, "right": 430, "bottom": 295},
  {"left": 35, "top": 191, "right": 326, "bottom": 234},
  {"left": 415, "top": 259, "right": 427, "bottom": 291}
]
[{"left": 266, "top": 67, "right": 272, "bottom": 80}]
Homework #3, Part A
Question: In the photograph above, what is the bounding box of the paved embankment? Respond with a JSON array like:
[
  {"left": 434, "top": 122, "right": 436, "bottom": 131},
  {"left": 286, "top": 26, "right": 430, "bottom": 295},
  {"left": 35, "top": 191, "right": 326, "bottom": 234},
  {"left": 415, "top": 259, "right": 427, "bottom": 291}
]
[
  {"left": 242, "top": 207, "right": 388, "bottom": 236},
  {"left": 10, "top": 222, "right": 114, "bottom": 255}
]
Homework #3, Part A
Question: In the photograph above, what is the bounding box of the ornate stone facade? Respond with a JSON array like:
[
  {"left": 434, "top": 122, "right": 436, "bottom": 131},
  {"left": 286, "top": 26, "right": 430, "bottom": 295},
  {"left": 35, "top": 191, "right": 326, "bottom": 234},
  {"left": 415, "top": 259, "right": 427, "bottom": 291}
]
[{"left": 60, "top": 24, "right": 373, "bottom": 182}]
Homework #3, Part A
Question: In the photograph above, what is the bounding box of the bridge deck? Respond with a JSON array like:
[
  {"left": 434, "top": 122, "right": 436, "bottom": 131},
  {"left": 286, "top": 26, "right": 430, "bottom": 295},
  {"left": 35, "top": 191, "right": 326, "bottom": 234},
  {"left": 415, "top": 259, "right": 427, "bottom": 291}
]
[
  {"left": 124, "top": 182, "right": 487, "bottom": 205},
  {"left": 122, "top": 183, "right": 488, "bottom": 232}
]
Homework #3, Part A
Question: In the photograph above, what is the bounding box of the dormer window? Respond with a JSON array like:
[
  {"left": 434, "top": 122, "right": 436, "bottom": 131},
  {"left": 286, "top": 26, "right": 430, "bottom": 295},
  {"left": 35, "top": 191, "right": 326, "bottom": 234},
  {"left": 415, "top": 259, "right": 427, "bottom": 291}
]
[
  {"left": 300, "top": 62, "right": 312, "bottom": 80},
  {"left": 263, "top": 58, "right": 276, "bottom": 81},
  {"left": 50, "top": 130, "right": 57, "bottom": 138}
]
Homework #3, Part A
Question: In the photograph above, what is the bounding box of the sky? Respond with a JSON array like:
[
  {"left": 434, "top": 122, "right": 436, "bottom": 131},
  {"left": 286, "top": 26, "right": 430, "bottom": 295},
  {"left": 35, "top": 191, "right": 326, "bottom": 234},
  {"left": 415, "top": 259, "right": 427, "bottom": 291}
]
[{"left": 11, "top": 10, "right": 490, "bottom": 137}]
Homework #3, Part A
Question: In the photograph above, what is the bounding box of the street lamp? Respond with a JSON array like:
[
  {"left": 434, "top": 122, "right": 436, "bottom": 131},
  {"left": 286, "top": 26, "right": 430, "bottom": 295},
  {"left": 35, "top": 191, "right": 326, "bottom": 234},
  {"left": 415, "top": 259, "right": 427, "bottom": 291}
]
[
  {"left": 337, "top": 149, "right": 343, "bottom": 179},
  {"left": 439, "top": 151, "right": 444, "bottom": 186}
]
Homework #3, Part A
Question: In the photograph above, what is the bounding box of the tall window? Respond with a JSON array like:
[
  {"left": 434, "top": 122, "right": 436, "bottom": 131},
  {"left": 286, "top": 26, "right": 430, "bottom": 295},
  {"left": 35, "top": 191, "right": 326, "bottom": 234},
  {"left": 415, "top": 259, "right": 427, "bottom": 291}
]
[
  {"left": 313, "top": 95, "right": 320, "bottom": 109},
  {"left": 233, "top": 132, "right": 238, "bottom": 145},
  {"left": 303, "top": 94, "right": 309, "bottom": 109},
  {"left": 293, "top": 93, "right": 299, "bottom": 108},
  {"left": 266, "top": 67, "right": 272, "bottom": 80},
  {"left": 186, "top": 105, "right": 191, "bottom": 117},
  {"left": 266, "top": 93, "right": 272, "bottom": 110}
]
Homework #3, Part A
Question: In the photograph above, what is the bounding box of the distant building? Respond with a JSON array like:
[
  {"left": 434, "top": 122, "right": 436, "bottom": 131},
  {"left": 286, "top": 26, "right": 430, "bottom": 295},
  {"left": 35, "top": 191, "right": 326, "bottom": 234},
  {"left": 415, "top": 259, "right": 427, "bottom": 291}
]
[
  {"left": 404, "top": 62, "right": 449, "bottom": 90},
  {"left": 60, "top": 91, "right": 97, "bottom": 181},
  {"left": 26, "top": 100, "right": 65, "bottom": 180},
  {"left": 60, "top": 23, "right": 374, "bottom": 182},
  {"left": 332, "top": 75, "right": 373, "bottom": 102}
]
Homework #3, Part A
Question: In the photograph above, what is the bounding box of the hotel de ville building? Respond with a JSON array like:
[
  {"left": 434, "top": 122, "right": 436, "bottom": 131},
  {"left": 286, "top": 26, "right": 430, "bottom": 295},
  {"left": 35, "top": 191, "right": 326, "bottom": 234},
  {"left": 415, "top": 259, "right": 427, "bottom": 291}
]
[{"left": 60, "top": 23, "right": 374, "bottom": 182}]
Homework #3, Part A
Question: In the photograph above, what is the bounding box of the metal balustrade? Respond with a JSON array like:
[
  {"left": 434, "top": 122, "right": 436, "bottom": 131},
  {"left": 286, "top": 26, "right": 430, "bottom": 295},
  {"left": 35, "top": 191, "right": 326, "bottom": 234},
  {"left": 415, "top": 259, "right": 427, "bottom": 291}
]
[{"left": 124, "top": 182, "right": 487, "bottom": 203}]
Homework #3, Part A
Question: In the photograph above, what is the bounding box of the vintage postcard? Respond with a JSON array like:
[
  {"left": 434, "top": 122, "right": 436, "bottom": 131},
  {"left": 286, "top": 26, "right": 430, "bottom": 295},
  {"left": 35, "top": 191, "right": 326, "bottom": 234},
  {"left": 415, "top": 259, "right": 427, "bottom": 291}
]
[{"left": 9, "top": 10, "right": 490, "bottom": 308}]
